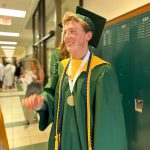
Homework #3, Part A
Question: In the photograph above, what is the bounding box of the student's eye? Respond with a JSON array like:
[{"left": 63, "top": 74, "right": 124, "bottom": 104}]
[{"left": 70, "top": 30, "right": 76, "bottom": 34}]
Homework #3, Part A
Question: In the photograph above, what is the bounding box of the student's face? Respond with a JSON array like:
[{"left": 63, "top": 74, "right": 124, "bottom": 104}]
[{"left": 63, "top": 20, "right": 90, "bottom": 55}]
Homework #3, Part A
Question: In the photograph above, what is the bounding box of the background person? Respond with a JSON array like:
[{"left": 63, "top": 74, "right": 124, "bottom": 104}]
[
  {"left": 15, "top": 61, "right": 24, "bottom": 83},
  {"left": 3, "top": 63, "right": 16, "bottom": 89},
  {"left": 22, "top": 59, "right": 44, "bottom": 125},
  {"left": 0, "top": 59, "right": 4, "bottom": 91}
]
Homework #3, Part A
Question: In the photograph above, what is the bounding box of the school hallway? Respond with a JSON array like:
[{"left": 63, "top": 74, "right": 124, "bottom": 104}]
[{"left": 0, "top": 83, "right": 51, "bottom": 150}]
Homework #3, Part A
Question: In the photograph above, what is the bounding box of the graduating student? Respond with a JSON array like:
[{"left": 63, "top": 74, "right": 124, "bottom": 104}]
[{"left": 22, "top": 6, "right": 127, "bottom": 150}]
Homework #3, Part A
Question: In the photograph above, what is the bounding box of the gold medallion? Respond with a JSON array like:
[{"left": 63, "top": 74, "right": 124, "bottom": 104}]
[{"left": 67, "top": 95, "right": 75, "bottom": 106}]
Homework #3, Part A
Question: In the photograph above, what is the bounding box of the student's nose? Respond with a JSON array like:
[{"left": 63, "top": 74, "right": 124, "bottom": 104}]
[{"left": 64, "top": 31, "right": 71, "bottom": 39}]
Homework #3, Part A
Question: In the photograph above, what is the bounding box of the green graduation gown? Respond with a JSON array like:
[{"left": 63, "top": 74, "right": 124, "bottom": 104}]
[
  {"left": 38, "top": 54, "right": 127, "bottom": 150},
  {"left": 50, "top": 49, "right": 60, "bottom": 76}
]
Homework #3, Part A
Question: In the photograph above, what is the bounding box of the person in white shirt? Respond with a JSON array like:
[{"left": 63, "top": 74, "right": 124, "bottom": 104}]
[
  {"left": 0, "top": 59, "right": 4, "bottom": 90},
  {"left": 3, "top": 63, "right": 16, "bottom": 89}
]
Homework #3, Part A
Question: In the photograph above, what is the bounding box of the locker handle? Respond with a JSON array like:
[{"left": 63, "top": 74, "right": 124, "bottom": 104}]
[{"left": 135, "top": 99, "right": 143, "bottom": 113}]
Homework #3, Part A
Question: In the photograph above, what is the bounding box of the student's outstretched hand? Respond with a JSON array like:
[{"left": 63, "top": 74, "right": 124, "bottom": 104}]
[{"left": 22, "top": 94, "right": 44, "bottom": 110}]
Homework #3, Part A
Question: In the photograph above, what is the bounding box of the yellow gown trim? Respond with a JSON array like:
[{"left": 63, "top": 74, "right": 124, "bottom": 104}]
[{"left": 61, "top": 55, "right": 108, "bottom": 75}]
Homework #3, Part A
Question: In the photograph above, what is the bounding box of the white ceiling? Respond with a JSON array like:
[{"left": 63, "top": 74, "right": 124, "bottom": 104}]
[
  {"left": 0, "top": 0, "right": 149, "bottom": 59},
  {"left": 0, "top": 0, "right": 39, "bottom": 58}
]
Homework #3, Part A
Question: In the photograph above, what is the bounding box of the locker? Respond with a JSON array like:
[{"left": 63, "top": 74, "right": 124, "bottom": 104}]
[{"left": 96, "top": 10, "right": 150, "bottom": 150}]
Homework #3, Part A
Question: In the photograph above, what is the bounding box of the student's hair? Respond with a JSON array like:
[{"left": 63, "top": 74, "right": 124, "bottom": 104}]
[
  {"left": 62, "top": 12, "right": 91, "bottom": 33},
  {"left": 29, "top": 59, "right": 42, "bottom": 72}
]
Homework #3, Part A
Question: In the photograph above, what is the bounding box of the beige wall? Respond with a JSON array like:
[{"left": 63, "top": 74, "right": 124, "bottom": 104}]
[{"left": 84, "top": 0, "right": 150, "bottom": 20}]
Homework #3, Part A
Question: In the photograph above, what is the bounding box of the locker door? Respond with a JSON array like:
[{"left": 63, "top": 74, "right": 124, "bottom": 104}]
[
  {"left": 114, "top": 19, "right": 134, "bottom": 150},
  {"left": 131, "top": 12, "right": 150, "bottom": 150}
]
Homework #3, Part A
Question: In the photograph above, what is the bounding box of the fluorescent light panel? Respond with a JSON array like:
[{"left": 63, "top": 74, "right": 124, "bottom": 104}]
[
  {"left": 0, "top": 32, "right": 20, "bottom": 37},
  {"left": 3, "top": 49, "right": 15, "bottom": 51},
  {"left": 0, "top": 8, "right": 26, "bottom": 18},
  {"left": 1, "top": 46, "right": 16, "bottom": 49},
  {"left": 0, "top": 41, "right": 17, "bottom": 45}
]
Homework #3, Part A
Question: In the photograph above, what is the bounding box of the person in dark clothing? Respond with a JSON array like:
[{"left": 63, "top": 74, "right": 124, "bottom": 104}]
[{"left": 15, "top": 62, "right": 23, "bottom": 83}]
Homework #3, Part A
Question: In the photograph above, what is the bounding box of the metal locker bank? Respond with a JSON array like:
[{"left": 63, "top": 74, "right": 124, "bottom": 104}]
[{"left": 94, "top": 6, "right": 150, "bottom": 150}]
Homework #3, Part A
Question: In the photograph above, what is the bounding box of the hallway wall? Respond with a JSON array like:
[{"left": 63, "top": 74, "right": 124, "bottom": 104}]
[{"left": 84, "top": 0, "right": 150, "bottom": 20}]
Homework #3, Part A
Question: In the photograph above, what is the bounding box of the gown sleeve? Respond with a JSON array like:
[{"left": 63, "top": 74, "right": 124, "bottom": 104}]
[
  {"left": 37, "top": 61, "right": 60, "bottom": 131},
  {"left": 93, "top": 65, "right": 127, "bottom": 150}
]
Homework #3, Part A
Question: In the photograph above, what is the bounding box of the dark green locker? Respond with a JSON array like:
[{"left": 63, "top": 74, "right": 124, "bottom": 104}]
[
  {"left": 114, "top": 20, "right": 133, "bottom": 150},
  {"left": 130, "top": 12, "right": 150, "bottom": 150},
  {"left": 96, "top": 20, "right": 132, "bottom": 149},
  {"left": 97, "top": 10, "right": 150, "bottom": 150}
]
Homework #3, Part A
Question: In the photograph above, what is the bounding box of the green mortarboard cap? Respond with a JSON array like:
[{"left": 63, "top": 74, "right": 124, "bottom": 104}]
[
  {"left": 58, "top": 22, "right": 63, "bottom": 28},
  {"left": 76, "top": 6, "right": 106, "bottom": 48}
]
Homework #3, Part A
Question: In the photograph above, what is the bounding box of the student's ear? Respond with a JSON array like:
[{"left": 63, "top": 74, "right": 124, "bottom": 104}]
[{"left": 86, "top": 31, "right": 93, "bottom": 42}]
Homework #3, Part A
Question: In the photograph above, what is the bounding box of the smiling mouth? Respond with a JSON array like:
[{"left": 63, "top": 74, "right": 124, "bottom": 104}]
[{"left": 66, "top": 42, "right": 72, "bottom": 47}]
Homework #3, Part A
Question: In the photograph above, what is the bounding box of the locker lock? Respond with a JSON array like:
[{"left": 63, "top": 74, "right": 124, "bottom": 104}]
[{"left": 135, "top": 99, "right": 143, "bottom": 113}]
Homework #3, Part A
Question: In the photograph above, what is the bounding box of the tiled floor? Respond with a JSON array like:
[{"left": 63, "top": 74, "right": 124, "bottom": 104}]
[{"left": 0, "top": 83, "right": 52, "bottom": 150}]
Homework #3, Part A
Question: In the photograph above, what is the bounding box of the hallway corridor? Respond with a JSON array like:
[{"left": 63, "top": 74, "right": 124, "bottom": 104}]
[{"left": 0, "top": 83, "right": 51, "bottom": 150}]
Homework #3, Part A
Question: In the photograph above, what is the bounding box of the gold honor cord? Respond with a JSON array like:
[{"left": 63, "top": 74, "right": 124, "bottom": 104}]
[
  {"left": 55, "top": 68, "right": 66, "bottom": 150},
  {"left": 87, "top": 58, "right": 92, "bottom": 150}
]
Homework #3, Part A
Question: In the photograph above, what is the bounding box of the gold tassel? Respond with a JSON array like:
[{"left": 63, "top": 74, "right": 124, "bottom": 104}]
[
  {"left": 55, "top": 134, "right": 59, "bottom": 150},
  {"left": 89, "top": 146, "right": 92, "bottom": 150}
]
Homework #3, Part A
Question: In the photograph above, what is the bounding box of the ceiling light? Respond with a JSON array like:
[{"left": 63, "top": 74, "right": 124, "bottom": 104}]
[
  {"left": 3, "top": 49, "right": 15, "bottom": 51},
  {"left": 0, "top": 8, "right": 26, "bottom": 18},
  {"left": 0, "top": 41, "right": 17, "bottom": 45},
  {"left": 1, "top": 46, "right": 16, "bottom": 49},
  {"left": 0, "top": 32, "right": 20, "bottom": 37}
]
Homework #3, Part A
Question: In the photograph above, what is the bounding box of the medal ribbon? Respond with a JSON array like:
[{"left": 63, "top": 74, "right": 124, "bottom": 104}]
[{"left": 68, "top": 50, "right": 90, "bottom": 94}]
